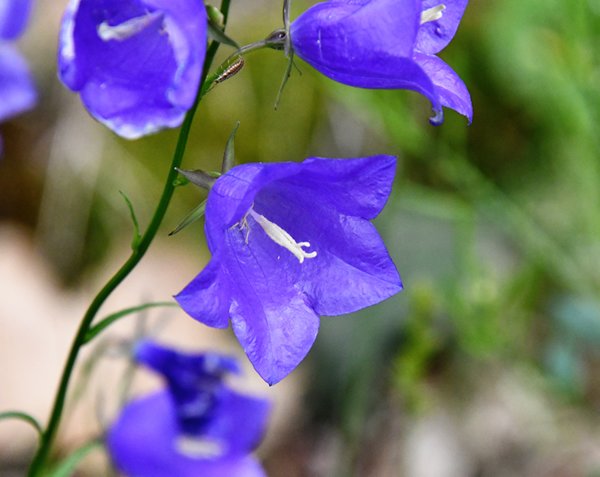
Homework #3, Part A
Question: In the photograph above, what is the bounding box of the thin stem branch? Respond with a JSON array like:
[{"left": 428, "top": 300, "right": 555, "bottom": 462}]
[
  {"left": 27, "top": 2, "right": 232, "bottom": 474},
  {"left": 0, "top": 411, "right": 43, "bottom": 438},
  {"left": 83, "top": 302, "right": 177, "bottom": 344}
]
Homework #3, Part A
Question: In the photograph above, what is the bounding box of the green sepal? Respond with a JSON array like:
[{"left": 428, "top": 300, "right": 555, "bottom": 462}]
[
  {"left": 222, "top": 121, "right": 240, "bottom": 173},
  {"left": 119, "top": 191, "right": 142, "bottom": 251},
  {"left": 176, "top": 168, "right": 221, "bottom": 190},
  {"left": 207, "top": 19, "right": 239, "bottom": 49},
  {"left": 169, "top": 200, "right": 207, "bottom": 236}
]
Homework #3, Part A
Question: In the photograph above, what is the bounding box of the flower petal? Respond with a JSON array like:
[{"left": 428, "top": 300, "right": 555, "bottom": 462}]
[
  {"left": 58, "top": 0, "right": 206, "bottom": 138},
  {"left": 135, "top": 340, "right": 240, "bottom": 381},
  {"left": 416, "top": 0, "right": 469, "bottom": 55},
  {"left": 223, "top": 227, "right": 320, "bottom": 385},
  {"left": 108, "top": 392, "right": 268, "bottom": 477},
  {"left": 297, "top": 51, "right": 442, "bottom": 116},
  {"left": 175, "top": 253, "right": 231, "bottom": 329},
  {"left": 0, "top": 0, "right": 33, "bottom": 40},
  {"left": 0, "top": 44, "right": 36, "bottom": 122},
  {"left": 204, "top": 162, "right": 301, "bottom": 241},
  {"left": 291, "top": 0, "right": 420, "bottom": 61},
  {"left": 279, "top": 155, "right": 397, "bottom": 220},
  {"left": 254, "top": 183, "right": 402, "bottom": 316},
  {"left": 413, "top": 52, "right": 472, "bottom": 122}
]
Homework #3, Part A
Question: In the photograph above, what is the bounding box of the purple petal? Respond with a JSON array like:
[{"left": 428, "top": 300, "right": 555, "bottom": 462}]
[
  {"left": 0, "top": 45, "right": 36, "bottom": 122},
  {"left": 279, "top": 155, "right": 397, "bottom": 219},
  {"left": 175, "top": 254, "right": 232, "bottom": 329},
  {"left": 134, "top": 340, "right": 240, "bottom": 380},
  {"left": 291, "top": 0, "right": 420, "bottom": 61},
  {"left": 254, "top": 182, "right": 402, "bottom": 316},
  {"left": 0, "top": 0, "right": 33, "bottom": 40},
  {"left": 416, "top": 0, "right": 469, "bottom": 55},
  {"left": 413, "top": 52, "right": 472, "bottom": 122},
  {"left": 108, "top": 392, "right": 268, "bottom": 477},
  {"left": 204, "top": 162, "right": 301, "bottom": 239},
  {"left": 58, "top": 0, "right": 206, "bottom": 138},
  {"left": 223, "top": 226, "right": 320, "bottom": 385},
  {"left": 204, "top": 388, "right": 270, "bottom": 455}
]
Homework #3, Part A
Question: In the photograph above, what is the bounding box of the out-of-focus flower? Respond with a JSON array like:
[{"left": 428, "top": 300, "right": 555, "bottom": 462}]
[
  {"left": 290, "top": 0, "right": 472, "bottom": 124},
  {"left": 0, "top": 0, "right": 36, "bottom": 123},
  {"left": 176, "top": 156, "right": 402, "bottom": 385},
  {"left": 108, "top": 340, "right": 270, "bottom": 477},
  {"left": 58, "top": 0, "right": 207, "bottom": 139}
]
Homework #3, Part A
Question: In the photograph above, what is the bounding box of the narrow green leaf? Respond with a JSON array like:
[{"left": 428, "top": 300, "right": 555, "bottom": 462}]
[
  {"left": 48, "top": 440, "right": 102, "bottom": 477},
  {"left": 222, "top": 121, "right": 240, "bottom": 173},
  {"left": 119, "top": 191, "right": 142, "bottom": 251},
  {"left": 274, "top": 52, "right": 296, "bottom": 110},
  {"left": 169, "top": 200, "right": 207, "bottom": 236},
  {"left": 83, "top": 302, "right": 177, "bottom": 344},
  {"left": 0, "top": 411, "right": 43, "bottom": 437},
  {"left": 207, "top": 21, "right": 239, "bottom": 49}
]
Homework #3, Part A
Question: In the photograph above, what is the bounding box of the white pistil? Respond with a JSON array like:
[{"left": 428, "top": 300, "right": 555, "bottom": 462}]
[
  {"left": 421, "top": 4, "right": 446, "bottom": 24},
  {"left": 248, "top": 210, "right": 317, "bottom": 263},
  {"left": 176, "top": 435, "right": 224, "bottom": 459},
  {"left": 97, "top": 11, "right": 163, "bottom": 41}
]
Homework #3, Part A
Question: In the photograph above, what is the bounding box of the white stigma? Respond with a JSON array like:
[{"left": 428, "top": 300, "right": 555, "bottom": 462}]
[
  {"left": 176, "top": 435, "right": 224, "bottom": 459},
  {"left": 97, "top": 11, "right": 163, "bottom": 42},
  {"left": 421, "top": 4, "right": 446, "bottom": 24},
  {"left": 248, "top": 209, "right": 317, "bottom": 264}
]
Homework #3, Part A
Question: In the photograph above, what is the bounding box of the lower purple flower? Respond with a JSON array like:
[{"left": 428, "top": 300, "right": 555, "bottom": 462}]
[
  {"left": 0, "top": 0, "right": 36, "bottom": 123},
  {"left": 58, "top": 0, "right": 206, "bottom": 139},
  {"left": 107, "top": 341, "right": 270, "bottom": 477},
  {"left": 290, "top": 0, "right": 472, "bottom": 124},
  {"left": 176, "top": 155, "right": 403, "bottom": 385}
]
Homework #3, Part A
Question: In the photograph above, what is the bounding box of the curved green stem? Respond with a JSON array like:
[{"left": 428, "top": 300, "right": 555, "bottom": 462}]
[
  {"left": 0, "top": 411, "right": 43, "bottom": 438},
  {"left": 83, "top": 302, "right": 177, "bottom": 344},
  {"left": 27, "top": 2, "right": 232, "bottom": 475}
]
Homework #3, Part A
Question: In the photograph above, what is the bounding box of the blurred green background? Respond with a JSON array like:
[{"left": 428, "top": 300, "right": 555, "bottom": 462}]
[{"left": 2, "top": 0, "right": 600, "bottom": 475}]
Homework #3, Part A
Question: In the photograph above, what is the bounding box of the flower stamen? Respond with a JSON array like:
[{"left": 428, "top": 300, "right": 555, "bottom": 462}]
[
  {"left": 247, "top": 209, "right": 317, "bottom": 263},
  {"left": 420, "top": 5, "right": 446, "bottom": 25},
  {"left": 97, "top": 11, "right": 163, "bottom": 42}
]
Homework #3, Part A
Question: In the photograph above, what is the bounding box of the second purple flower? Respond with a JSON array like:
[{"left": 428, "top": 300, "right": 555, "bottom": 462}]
[{"left": 291, "top": 0, "right": 472, "bottom": 125}]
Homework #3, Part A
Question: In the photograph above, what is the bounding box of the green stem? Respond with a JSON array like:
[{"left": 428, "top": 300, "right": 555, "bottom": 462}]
[
  {"left": 28, "top": 2, "right": 232, "bottom": 474},
  {"left": 0, "top": 411, "right": 43, "bottom": 438},
  {"left": 83, "top": 301, "right": 178, "bottom": 344}
]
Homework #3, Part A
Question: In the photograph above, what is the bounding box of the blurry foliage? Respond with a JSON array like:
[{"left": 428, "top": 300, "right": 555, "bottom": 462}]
[{"left": 306, "top": 0, "right": 600, "bottom": 469}]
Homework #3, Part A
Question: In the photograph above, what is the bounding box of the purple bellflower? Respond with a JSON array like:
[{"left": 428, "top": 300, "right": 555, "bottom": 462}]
[
  {"left": 290, "top": 0, "right": 472, "bottom": 125},
  {"left": 0, "top": 0, "right": 36, "bottom": 123},
  {"left": 176, "top": 155, "right": 402, "bottom": 385},
  {"left": 58, "top": 0, "right": 207, "bottom": 139},
  {"left": 108, "top": 340, "right": 270, "bottom": 477}
]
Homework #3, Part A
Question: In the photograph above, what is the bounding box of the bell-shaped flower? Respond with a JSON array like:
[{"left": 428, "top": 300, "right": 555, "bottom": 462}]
[
  {"left": 0, "top": 0, "right": 36, "bottom": 123},
  {"left": 175, "top": 155, "right": 402, "bottom": 385},
  {"left": 107, "top": 340, "right": 270, "bottom": 477},
  {"left": 58, "top": 0, "right": 207, "bottom": 139},
  {"left": 290, "top": 0, "right": 472, "bottom": 124}
]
